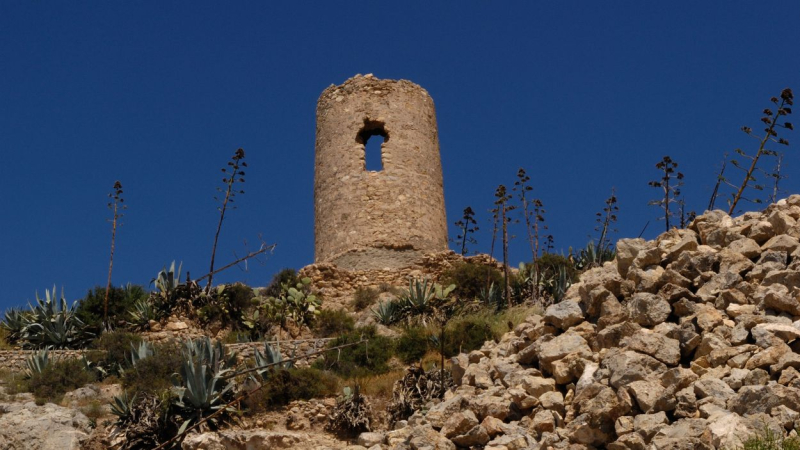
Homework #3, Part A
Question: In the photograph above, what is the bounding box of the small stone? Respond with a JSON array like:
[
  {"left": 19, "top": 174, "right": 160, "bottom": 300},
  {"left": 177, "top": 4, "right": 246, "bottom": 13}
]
[
  {"left": 531, "top": 409, "right": 556, "bottom": 434},
  {"left": 626, "top": 293, "right": 671, "bottom": 327},
  {"left": 165, "top": 321, "right": 189, "bottom": 331},
  {"left": 539, "top": 390, "right": 565, "bottom": 416},
  {"left": 440, "top": 410, "right": 478, "bottom": 438},
  {"left": 357, "top": 432, "right": 386, "bottom": 447}
]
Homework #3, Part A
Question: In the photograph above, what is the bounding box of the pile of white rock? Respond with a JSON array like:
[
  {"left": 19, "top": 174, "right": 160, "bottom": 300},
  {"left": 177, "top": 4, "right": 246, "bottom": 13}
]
[{"left": 370, "top": 196, "right": 800, "bottom": 449}]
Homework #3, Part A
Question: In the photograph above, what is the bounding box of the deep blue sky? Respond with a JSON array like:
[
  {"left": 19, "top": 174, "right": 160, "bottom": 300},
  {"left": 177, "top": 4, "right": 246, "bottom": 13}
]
[{"left": 2, "top": 3, "right": 799, "bottom": 311}]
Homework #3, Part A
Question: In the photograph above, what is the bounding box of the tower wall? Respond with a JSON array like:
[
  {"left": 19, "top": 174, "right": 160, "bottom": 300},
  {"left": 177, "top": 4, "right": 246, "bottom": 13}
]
[{"left": 314, "top": 75, "right": 448, "bottom": 270}]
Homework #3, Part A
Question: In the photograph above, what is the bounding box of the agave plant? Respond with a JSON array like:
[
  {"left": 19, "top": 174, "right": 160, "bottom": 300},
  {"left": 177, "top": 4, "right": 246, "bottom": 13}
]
[
  {"left": 110, "top": 392, "right": 136, "bottom": 423},
  {"left": 127, "top": 299, "right": 156, "bottom": 330},
  {"left": 551, "top": 265, "right": 572, "bottom": 303},
  {"left": 116, "top": 392, "right": 174, "bottom": 449},
  {"left": 20, "top": 286, "right": 94, "bottom": 349},
  {"left": 1, "top": 308, "right": 29, "bottom": 344},
  {"left": 171, "top": 337, "right": 237, "bottom": 433},
  {"left": 574, "top": 241, "right": 615, "bottom": 271},
  {"left": 371, "top": 300, "right": 399, "bottom": 325},
  {"left": 399, "top": 278, "right": 435, "bottom": 315},
  {"left": 172, "top": 354, "right": 236, "bottom": 433},
  {"left": 388, "top": 364, "right": 454, "bottom": 423},
  {"left": 252, "top": 341, "right": 295, "bottom": 378},
  {"left": 81, "top": 354, "right": 108, "bottom": 379},
  {"left": 181, "top": 336, "right": 237, "bottom": 372},
  {"left": 396, "top": 278, "right": 455, "bottom": 325},
  {"left": 151, "top": 261, "right": 183, "bottom": 296},
  {"left": 129, "top": 341, "right": 155, "bottom": 367},
  {"left": 326, "top": 385, "right": 372, "bottom": 434},
  {"left": 478, "top": 282, "right": 504, "bottom": 309},
  {"left": 24, "top": 349, "right": 50, "bottom": 378}
]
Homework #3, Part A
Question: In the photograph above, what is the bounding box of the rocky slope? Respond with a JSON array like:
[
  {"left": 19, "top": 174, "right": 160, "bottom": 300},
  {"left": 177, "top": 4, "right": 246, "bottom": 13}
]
[
  {"left": 0, "top": 390, "right": 92, "bottom": 450},
  {"left": 9, "top": 197, "right": 800, "bottom": 450},
  {"left": 377, "top": 196, "right": 800, "bottom": 449}
]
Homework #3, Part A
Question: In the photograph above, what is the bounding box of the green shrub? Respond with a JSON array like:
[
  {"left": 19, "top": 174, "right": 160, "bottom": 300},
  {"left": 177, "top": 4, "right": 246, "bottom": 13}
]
[
  {"left": 521, "top": 253, "right": 578, "bottom": 304},
  {"left": 535, "top": 253, "right": 578, "bottom": 283},
  {"left": 246, "top": 367, "right": 339, "bottom": 412},
  {"left": 222, "top": 331, "right": 259, "bottom": 344},
  {"left": 377, "top": 283, "right": 394, "bottom": 294},
  {"left": 314, "top": 309, "right": 355, "bottom": 337},
  {"left": 197, "top": 283, "right": 256, "bottom": 330},
  {"left": 492, "top": 305, "right": 542, "bottom": 335},
  {"left": 441, "top": 262, "right": 503, "bottom": 301},
  {"left": 314, "top": 326, "right": 395, "bottom": 378},
  {"left": 740, "top": 426, "right": 800, "bottom": 450},
  {"left": 258, "top": 277, "right": 322, "bottom": 330},
  {"left": 442, "top": 315, "right": 498, "bottom": 357},
  {"left": 396, "top": 327, "right": 431, "bottom": 364},
  {"left": 121, "top": 342, "right": 183, "bottom": 395},
  {"left": 75, "top": 284, "right": 147, "bottom": 332},
  {"left": 351, "top": 287, "right": 378, "bottom": 311},
  {"left": 87, "top": 331, "right": 142, "bottom": 374},
  {"left": 263, "top": 268, "right": 300, "bottom": 298},
  {"left": 81, "top": 400, "right": 105, "bottom": 424},
  {"left": 25, "top": 357, "right": 96, "bottom": 404}
]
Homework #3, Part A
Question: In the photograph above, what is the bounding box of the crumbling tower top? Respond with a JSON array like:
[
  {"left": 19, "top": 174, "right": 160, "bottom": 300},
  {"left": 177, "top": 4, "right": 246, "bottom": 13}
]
[{"left": 314, "top": 74, "right": 448, "bottom": 270}]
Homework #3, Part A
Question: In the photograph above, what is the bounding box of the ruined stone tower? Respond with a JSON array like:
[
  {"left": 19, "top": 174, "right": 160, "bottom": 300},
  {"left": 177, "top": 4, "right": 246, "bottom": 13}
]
[{"left": 314, "top": 75, "right": 448, "bottom": 270}]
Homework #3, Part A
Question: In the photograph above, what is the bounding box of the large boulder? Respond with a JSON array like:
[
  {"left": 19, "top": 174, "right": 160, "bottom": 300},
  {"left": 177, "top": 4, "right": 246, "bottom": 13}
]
[{"left": 0, "top": 402, "right": 90, "bottom": 450}]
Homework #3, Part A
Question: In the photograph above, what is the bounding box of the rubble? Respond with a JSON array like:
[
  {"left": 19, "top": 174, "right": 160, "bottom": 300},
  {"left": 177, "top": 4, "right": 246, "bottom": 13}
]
[{"left": 378, "top": 196, "right": 800, "bottom": 449}]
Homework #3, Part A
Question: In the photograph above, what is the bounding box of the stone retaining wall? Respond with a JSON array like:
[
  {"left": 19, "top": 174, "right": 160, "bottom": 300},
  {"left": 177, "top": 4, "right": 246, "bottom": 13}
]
[
  {"left": 300, "top": 250, "right": 503, "bottom": 311},
  {"left": 0, "top": 349, "right": 91, "bottom": 373},
  {"left": 227, "top": 338, "right": 335, "bottom": 369},
  {"left": 0, "top": 338, "right": 335, "bottom": 373}
]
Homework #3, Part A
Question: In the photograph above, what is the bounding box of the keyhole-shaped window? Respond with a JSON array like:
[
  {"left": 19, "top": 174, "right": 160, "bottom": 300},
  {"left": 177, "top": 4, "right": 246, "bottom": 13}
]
[{"left": 357, "top": 121, "right": 388, "bottom": 172}]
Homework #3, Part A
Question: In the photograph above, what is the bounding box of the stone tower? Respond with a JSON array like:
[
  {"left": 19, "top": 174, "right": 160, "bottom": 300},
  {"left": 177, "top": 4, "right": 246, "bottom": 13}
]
[{"left": 314, "top": 74, "right": 448, "bottom": 270}]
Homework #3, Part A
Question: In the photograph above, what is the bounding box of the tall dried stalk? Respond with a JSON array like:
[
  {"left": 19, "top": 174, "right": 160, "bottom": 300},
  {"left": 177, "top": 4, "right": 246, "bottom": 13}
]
[
  {"left": 454, "top": 206, "right": 479, "bottom": 256},
  {"left": 727, "top": 88, "right": 793, "bottom": 214},
  {"left": 104, "top": 181, "right": 125, "bottom": 328},
  {"left": 494, "top": 185, "right": 516, "bottom": 308},
  {"left": 648, "top": 156, "right": 684, "bottom": 232},
  {"left": 207, "top": 148, "right": 247, "bottom": 294}
]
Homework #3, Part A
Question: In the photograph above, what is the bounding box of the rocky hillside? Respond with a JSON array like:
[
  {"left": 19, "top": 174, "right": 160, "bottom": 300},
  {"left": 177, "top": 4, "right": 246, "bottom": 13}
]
[
  {"left": 376, "top": 196, "right": 800, "bottom": 449},
  {"left": 7, "top": 198, "right": 800, "bottom": 450}
]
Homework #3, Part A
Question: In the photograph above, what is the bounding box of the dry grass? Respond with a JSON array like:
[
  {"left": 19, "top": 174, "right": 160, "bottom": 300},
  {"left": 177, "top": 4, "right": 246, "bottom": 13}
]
[
  {"left": 420, "top": 350, "right": 451, "bottom": 371},
  {"left": 0, "top": 328, "right": 13, "bottom": 350},
  {"left": 0, "top": 369, "right": 26, "bottom": 396},
  {"left": 353, "top": 369, "right": 405, "bottom": 400},
  {"left": 491, "top": 304, "right": 541, "bottom": 335},
  {"left": 80, "top": 400, "right": 105, "bottom": 423}
]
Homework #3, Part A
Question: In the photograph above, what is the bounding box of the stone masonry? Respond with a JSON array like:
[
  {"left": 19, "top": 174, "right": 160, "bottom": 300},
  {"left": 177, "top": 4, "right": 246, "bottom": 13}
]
[{"left": 314, "top": 74, "right": 448, "bottom": 270}]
